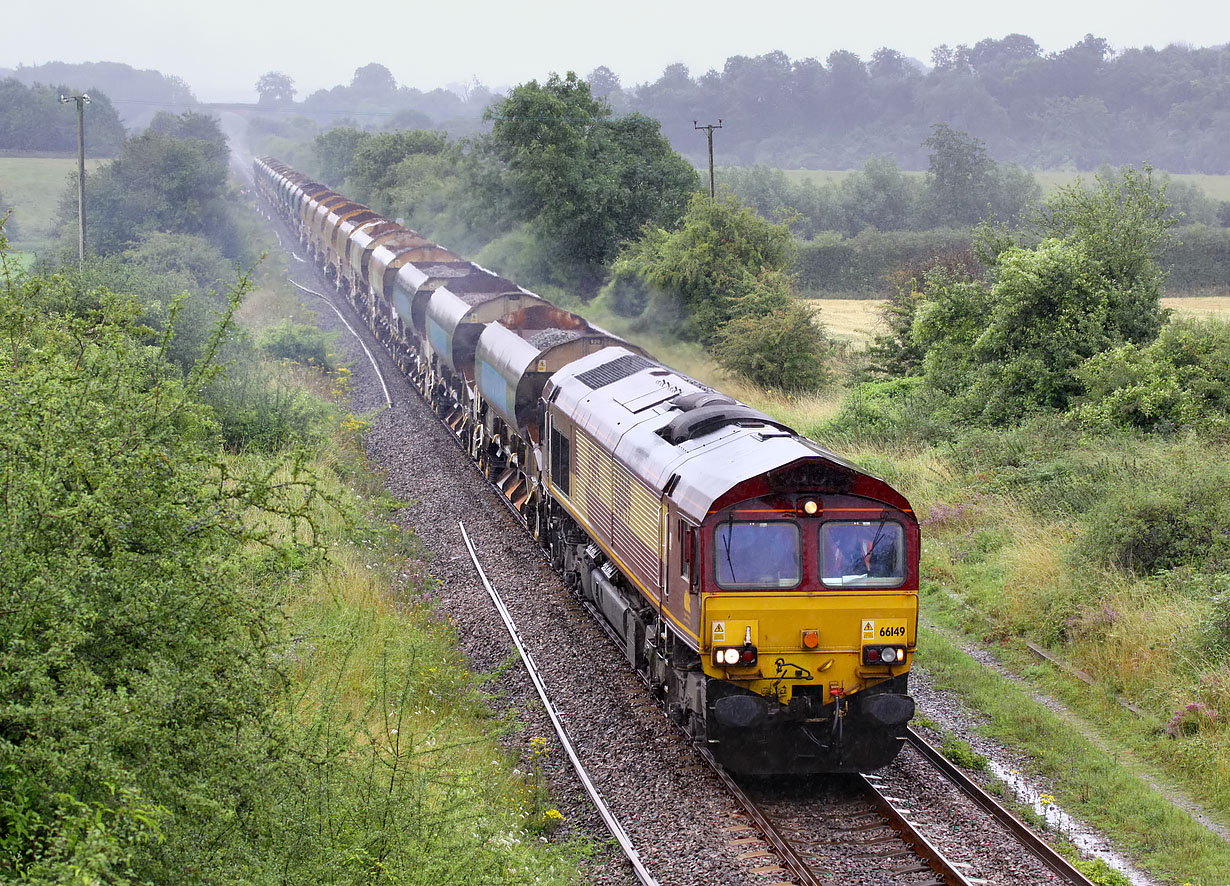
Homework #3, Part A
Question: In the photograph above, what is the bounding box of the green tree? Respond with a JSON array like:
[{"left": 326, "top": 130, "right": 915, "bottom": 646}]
[
  {"left": 922, "top": 123, "right": 996, "bottom": 227},
  {"left": 0, "top": 256, "right": 323, "bottom": 883},
  {"left": 482, "top": 72, "right": 698, "bottom": 280},
  {"left": 350, "top": 62, "right": 398, "bottom": 96},
  {"left": 837, "top": 156, "right": 921, "bottom": 232},
  {"left": 255, "top": 70, "right": 296, "bottom": 105},
  {"left": 312, "top": 126, "right": 371, "bottom": 186},
  {"left": 347, "top": 129, "right": 449, "bottom": 209},
  {"left": 913, "top": 166, "right": 1174, "bottom": 425},
  {"left": 610, "top": 193, "right": 796, "bottom": 344},
  {"left": 0, "top": 78, "right": 125, "bottom": 155},
  {"left": 958, "top": 238, "right": 1121, "bottom": 420},
  {"left": 715, "top": 288, "right": 832, "bottom": 392},
  {"left": 60, "top": 112, "right": 246, "bottom": 260},
  {"left": 1030, "top": 166, "right": 1172, "bottom": 345}
]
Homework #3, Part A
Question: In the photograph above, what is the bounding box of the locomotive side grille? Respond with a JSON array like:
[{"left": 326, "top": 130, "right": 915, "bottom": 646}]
[
  {"left": 574, "top": 431, "right": 662, "bottom": 594},
  {"left": 574, "top": 354, "right": 654, "bottom": 389},
  {"left": 611, "top": 459, "right": 661, "bottom": 586},
  {"left": 574, "top": 430, "right": 613, "bottom": 533}
]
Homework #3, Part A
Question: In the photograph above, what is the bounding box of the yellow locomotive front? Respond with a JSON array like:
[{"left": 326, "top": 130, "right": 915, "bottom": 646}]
[
  {"left": 539, "top": 346, "right": 918, "bottom": 774},
  {"left": 694, "top": 487, "right": 919, "bottom": 774}
]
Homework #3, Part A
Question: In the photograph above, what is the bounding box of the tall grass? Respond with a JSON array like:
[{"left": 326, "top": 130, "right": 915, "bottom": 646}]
[{"left": 222, "top": 277, "right": 586, "bottom": 884}]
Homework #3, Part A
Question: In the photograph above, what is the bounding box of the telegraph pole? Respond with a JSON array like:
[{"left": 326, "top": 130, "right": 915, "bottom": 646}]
[
  {"left": 693, "top": 120, "right": 722, "bottom": 200},
  {"left": 60, "top": 93, "right": 90, "bottom": 263}
]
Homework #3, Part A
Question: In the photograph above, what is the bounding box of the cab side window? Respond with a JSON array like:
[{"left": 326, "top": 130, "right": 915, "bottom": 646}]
[
  {"left": 550, "top": 425, "right": 570, "bottom": 496},
  {"left": 679, "top": 521, "right": 697, "bottom": 590}
]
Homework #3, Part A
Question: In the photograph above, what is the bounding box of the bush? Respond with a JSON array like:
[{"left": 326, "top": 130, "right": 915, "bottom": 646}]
[
  {"left": 714, "top": 297, "right": 832, "bottom": 393},
  {"left": 1072, "top": 456, "right": 1230, "bottom": 575},
  {"left": 258, "top": 319, "right": 337, "bottom": 370},
  {"left": 1073, "top": 317, "right": 1230, "bottom": 436},
  {"left": 204, "top": 370, "right": 334, "bottom": 452},
  {"left": 816, "top": 376, "right": 953, "bottom": 445},
  {"left": 0, "top": 276, "right": 299, "bottom": 884}
]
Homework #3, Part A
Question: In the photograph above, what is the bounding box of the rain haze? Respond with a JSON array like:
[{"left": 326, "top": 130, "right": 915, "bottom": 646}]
[{"left": 4, "top": 0, "right": 1228, "bottom": 102}]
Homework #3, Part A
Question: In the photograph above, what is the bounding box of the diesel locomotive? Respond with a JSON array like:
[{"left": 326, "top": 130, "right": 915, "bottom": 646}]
[{"left": 254, "top": 157, "right": 919, "bottom": 774}]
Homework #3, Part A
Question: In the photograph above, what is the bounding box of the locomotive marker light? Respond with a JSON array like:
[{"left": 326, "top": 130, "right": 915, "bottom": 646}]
[
  {"left": 801, "top": 629, "right": 820, "bottom": 649},
  {"left": 863, "top": 645, "right": 907, "bottom": 665},
  {"left": 714, "top": 627, "right": 759, "bottom": 668}
]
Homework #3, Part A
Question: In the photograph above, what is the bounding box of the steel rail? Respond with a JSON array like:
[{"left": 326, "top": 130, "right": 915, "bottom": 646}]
[
  {"left": 458, "top": 521, "right": 661, "bottom": 886},
  {"left": 905, "top": 729, "right": 1097, "bottom": 886},
  {"left": 858, "top": 774, "right": 979, "bottom": 886},
  {"left": 692, "top": 746, "right": 825, "bottom": 886}
]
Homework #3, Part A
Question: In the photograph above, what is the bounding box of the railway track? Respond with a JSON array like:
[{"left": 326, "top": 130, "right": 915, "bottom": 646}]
[
  {"left": 708, "top": 753, "right": 973, "bottom": 886},
  {"left": 698, "top": 730, "right": 1099, "bottom": 886},
  {"left": 460, "top": 496, "right": 1092, "bottom": 886},
  {"left": 459, "top": 521, "right": 660, "bottom": 886}
]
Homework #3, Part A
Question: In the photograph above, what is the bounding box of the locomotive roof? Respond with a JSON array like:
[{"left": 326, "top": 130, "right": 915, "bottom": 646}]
[{"left": 545, "top": 347, "right": 911, "bottom": 522}]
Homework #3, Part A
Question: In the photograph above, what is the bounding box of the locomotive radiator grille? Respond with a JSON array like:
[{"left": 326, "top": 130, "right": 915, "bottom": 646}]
[{"left": 573, "top": 431, "right": 661, "bottom": 593}]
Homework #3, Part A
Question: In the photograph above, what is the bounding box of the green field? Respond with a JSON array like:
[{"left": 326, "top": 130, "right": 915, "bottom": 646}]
[{"left": 0, "top": 156, "right": 107, "bottom": 252}]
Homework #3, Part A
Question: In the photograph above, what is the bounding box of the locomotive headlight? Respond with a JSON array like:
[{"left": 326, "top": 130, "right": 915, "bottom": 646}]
[
  {"left": 801, "top": 498, "right": 819, "bottom": 515},
  {"left": 721, "top": 647, "right": 740, "bottom": 665}
]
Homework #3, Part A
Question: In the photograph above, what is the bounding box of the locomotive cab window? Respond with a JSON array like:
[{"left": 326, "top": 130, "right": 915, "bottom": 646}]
[
  {"left": 714, "top": 521, "right": 801, "bottom": 589},
  {"left": 679, "top": 521, "right": 698, "bottom": 590},
  {"left": 820, "top": 521, "right": 906, "bottom": 587},
  {"left": 549, "top": 425, "right": 570, "bottom": 497}
]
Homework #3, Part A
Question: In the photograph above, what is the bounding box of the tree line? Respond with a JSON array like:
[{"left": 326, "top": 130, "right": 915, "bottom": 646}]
[
  {"left": 0, "top": 78, "right": 126, "bottom": 155},
  {"left": 0, "top": 61, "right": 197, "bottom": 130},
  {"left": 256, "top": 34, "right": 1230, "bottom": 173},
  {"left": 614, "top": 37, "right": 1230, "bottom": 173}
]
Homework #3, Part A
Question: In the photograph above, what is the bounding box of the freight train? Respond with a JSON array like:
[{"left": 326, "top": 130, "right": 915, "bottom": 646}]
[{"left": 254, "top": 157, "right": 919, "bottom": 774}]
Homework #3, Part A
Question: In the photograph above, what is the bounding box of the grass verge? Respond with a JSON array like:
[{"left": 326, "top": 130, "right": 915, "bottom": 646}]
[
  {"left": 916, "top": 617, "right": 1230, "bottom": 886},
  {"left": 226, "top": 267, "right": 590, "bottom": 881}
]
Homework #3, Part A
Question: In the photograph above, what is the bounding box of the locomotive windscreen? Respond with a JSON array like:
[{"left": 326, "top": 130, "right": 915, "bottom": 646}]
[
  {"left": 821, "top": 521, "right": 907, "bottom": 587},
  {"left": 714, "top": 521, "right": 802, "bottom": 589}
]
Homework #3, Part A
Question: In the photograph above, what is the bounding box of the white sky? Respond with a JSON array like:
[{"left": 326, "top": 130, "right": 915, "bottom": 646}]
[{"left": 4, "top": 0, "right": 1227, "bottom": 103}]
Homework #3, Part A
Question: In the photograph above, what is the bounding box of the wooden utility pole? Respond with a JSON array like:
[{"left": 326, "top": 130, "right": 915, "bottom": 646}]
[
  {"left": 694, "top": 120, "right": 722, "bottom": 200},
  {"left": 60, "top": 93, "right": 90, "bottom": 263}
]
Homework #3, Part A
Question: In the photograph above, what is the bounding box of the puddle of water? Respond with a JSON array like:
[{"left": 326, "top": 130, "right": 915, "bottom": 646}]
[{"left": 985, "top": 759, "right": 1156, "bottom": 886}]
